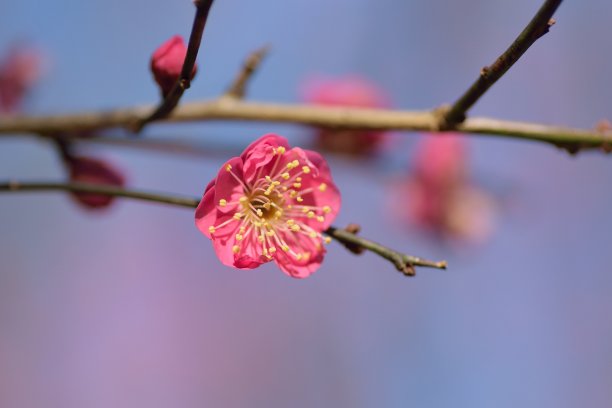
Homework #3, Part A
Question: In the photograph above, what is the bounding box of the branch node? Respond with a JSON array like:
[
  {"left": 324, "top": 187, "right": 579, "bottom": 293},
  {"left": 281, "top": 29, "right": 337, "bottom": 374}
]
[
  {"left": 434, "top": 104, "right": 461, "bottom": 131},
  {"left": 402, "top": 264, "right": 416, "bottom": 277}
]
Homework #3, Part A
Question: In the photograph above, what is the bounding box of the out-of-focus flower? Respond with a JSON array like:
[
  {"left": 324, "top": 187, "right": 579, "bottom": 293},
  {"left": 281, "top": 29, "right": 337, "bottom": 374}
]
[
  {"left": 195, "top": 134, "right": 341, "bottom": 278},
  {"left": 67, "top": 156, "right": 126, "bottom": 210},
  {"left": 0, "top": 46, "right": 43, "bottom": 113},
  {"left": 396, "top": 134, "right": 495, "bottom": 243},
  {"left": 150, "top": 35, "right": 196, "bottom": 97},
  {"left": 302, "top": 76, "right": 390, "bottom": 156}
]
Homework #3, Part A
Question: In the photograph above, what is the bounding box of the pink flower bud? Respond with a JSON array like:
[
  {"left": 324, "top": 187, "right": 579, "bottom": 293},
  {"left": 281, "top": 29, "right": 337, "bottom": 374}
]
[
  {"left": 195, "top": 134, "right": 342, "bottom": 278},
  {"left": 67, "top": 156, "right": 126, "bottom": 210},
  {"left": 302, "top": 76, "right": 390, "bottom": 155},
  {"left": 150, "top": 35, "right": 197, "bottom": 97}
]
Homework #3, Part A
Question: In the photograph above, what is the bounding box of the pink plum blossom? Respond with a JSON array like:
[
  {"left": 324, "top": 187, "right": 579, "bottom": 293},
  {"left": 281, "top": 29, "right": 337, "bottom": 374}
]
[
  {"left": 302, "top": 76, "right": 390, "bottom": 155},
  {"left": 0, "top": 46, "right": 43, "bottom": 113},
  {"left": 67, "top": 156, "right": 126, "bottom": 210},
  {"left": 150, "top": 35, "right": 196, "bottom": 97},
  {"left": 396, "top": 134, "right": 495, "bottom": 243},
  {"left": 195, "top": 134, "right": 341, "bottom": 278}
]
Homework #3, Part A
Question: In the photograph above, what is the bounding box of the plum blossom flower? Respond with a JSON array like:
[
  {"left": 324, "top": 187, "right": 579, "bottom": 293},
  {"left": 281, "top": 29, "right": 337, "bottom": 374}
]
[
  {"left": 67, "top": 156, "right": 126, "bottom": 210},
  {"left": 150, "top": 35, "right": 197, "bottom": 97},
  {"left": 0, "top": 46, "right": 43, "bottom": 113},
  {"left": 394, "top": 134, "right": 495, "bottom": 243},
  {"left": 302, "top": 76, "right": 390, "bottom": 156},
  {"left": 195, "top": 134, "right": 341, "bottom": 278}
]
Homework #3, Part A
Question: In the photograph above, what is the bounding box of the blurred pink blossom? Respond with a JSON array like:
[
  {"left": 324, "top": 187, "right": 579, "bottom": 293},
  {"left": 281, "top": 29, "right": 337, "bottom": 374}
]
[
  {"left": 302, "top": 76, "right": 390, "bottom": 156},
  {"left": 394, "top": 134, "right": 495, "bottom": 243},
  {"left": 0, "top": 46, "right": 43, "bottom": 113},
  {"left": 150, "top": 35, "right": 196, "bottom": 97},
  {"left": 195, "top": 134, "right": 341, "bottom": 278}
]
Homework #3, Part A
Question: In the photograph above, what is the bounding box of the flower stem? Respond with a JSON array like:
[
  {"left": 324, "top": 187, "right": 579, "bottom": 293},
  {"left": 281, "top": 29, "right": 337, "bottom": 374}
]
[{"left": 0, "top": 180, "right": 447, "bottom": 275}]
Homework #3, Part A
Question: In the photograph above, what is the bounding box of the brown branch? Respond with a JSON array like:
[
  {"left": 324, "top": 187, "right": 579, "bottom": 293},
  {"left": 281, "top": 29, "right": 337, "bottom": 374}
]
[
  {"left": 224, "top": 45, "right": 270, "bottom": 99},
  {"left": 2, "top": 100, "right": 611, "bottom": 153},
  {"left": 133, "top": 0, "right": 215, "bottom": 132},
  {"left": 0, "top": 180, "right": 447, "bottom": 275},
  {"left": 440, "top": 0, "right": 563, "bottom": 129}
]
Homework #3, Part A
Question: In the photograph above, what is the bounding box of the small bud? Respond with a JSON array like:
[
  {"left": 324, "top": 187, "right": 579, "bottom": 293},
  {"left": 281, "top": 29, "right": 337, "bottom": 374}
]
[
  {"left": 67, "top": 156, "right": 125, "bottom": 210},
  {"left": 150, "top": 35, "right": 197, "bottom": 97}
]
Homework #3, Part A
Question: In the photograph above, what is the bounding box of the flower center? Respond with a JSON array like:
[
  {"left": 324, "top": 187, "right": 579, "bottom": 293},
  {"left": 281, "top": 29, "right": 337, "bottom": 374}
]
[{"left": 246, "top": 190, "right": 285, "bottom": 221}]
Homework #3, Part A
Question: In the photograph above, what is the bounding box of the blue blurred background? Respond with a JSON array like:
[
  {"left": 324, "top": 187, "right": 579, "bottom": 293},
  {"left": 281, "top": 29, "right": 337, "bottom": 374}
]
[{"left": 1, "top": 0, "right": 612, "bottom": 407}]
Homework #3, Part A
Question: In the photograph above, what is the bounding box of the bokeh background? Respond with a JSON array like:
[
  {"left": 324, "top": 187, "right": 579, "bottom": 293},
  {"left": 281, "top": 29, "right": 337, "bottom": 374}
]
[{"left": 1, "top": 0, "right": 612, "bottom": 407}]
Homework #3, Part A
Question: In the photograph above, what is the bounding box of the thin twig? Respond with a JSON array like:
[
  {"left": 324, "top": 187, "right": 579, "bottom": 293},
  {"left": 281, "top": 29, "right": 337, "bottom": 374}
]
[
  {"left": 134, "top": 0, "right": 215, "bottom": 132},
  {"left": 0, "top": 181, "right": 200, "bottom": 207},
  {"left": 2, "top": 99, "right": 611, "bottom": 152},
  {"left": 224, "top": 45, "right": 270, "bottom": 99},
  {"left": 0, "top": 180, "right": 447, "bottom": 275},
  {"left": 325, "top": 226, "right": 447, "bottom": 276},
  {"left": 440, "top": 0, "right": 563, "bottom": 128}
]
